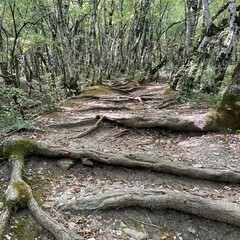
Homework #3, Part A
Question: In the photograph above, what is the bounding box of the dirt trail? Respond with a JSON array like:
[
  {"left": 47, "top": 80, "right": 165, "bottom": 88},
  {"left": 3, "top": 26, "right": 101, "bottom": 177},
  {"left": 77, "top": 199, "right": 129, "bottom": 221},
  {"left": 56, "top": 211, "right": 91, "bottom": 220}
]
[{"left": 0, "top": 81, "right": 240, "bottom": 240}]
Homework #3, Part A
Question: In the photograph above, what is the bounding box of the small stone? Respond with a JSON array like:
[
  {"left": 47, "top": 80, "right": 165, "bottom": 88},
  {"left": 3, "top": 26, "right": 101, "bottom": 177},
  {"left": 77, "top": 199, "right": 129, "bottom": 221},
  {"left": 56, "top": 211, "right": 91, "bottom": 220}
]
[
  {"left": 137, "top": 140, "right": 154, "bottom": 146},
  {"left": 82, "top": 158, "right": 94, "bottom": 166},
  {"left": 123, "top": 228, "right": 148, "bottom": 240},
  {"left": 42, "top": 203, "right": 52, "bottom": 209},
  {"left": 4, "top": 235, "right": 11, "bottom": 240},
  {"left": 187, "top": 227, "right": 196, "bottom": 235},
  {"left": 57, "top": 159, "right": 74, "bottom": 170},
  {"left": 96, "top": 215, "right": 102, "bottom": 221},
  {"left": 45, "top": 201, "right": 55, "bottom": 207},
  {"left": 192, "top": 164, "right": 203, "bottom": 168},
  {"left": 68, "top": 222, "right": 76, "bottom": 230},
  {"left": 120, "top": 222, "right": 126, "bottom": 228}
]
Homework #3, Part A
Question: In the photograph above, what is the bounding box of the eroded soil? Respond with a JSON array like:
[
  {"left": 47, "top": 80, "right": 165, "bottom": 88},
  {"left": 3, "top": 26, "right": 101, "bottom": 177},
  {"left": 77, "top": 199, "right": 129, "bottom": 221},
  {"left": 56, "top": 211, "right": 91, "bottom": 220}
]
[{"left": 0, "top": 80, "right": 240, "bottom": 240}]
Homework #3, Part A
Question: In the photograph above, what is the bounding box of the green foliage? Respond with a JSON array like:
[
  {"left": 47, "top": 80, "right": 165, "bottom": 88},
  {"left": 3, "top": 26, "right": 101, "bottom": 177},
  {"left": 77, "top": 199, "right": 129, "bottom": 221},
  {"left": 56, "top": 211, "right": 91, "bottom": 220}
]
[
  {"left": 39, "top": 74, "right": 65, "bottom": 111},
  {"left": 0, "top": 86, "right": 36, "bottom": 132},
  {"left": 176, "top": 91, "right": 222, "bottom": 108}
]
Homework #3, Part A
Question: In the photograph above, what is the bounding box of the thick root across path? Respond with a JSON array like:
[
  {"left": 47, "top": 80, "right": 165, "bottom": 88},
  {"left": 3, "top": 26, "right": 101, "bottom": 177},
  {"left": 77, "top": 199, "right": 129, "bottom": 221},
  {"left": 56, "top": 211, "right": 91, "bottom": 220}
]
[{"left": 0, "top": 136, "right": 240, "bottom": 239}]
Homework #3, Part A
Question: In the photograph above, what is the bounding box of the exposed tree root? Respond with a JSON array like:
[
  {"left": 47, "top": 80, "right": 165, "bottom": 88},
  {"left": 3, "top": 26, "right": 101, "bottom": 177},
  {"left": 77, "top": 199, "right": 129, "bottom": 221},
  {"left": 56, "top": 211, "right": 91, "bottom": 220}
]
[
  {"left": 100, "top": 112, "right": 220, "bottom": 131},
  {"left": 65, "top": 189, "right": 240, "bottom": 228},
  {"left": 28, "top": 195, "right": 82, "bottom": 240},
  {"left": 153, "top": 100, "right": 177, "bottom": 109},
  {"left": 1, "top": 137, "right": 239, "bottom": 183},
  {"left": 112, "top": 129, "right": 130, "bottom": 139},
  {"left": 70, "top": 115, "right": 105, "bottom": 139},
  {"left": 0, "top": 136, "right": 239, "bottom": 238},
  {"left": 48, "top": 110, "right": 220, "bottom": 133},
  {"left": 77, "top": 105, "right": 132, "bottom": 112},
  {"left": 0, "top": 206, "right": 11, "bottom": 236},
  {"left": 0, "top": 138, "right": 83, "bottom": 239},
  {"left": 39, "top": 146, "right": 240, "bottom": 183},
  {"left": 47, "top": 118, "right": 97, "bottom": 128}
]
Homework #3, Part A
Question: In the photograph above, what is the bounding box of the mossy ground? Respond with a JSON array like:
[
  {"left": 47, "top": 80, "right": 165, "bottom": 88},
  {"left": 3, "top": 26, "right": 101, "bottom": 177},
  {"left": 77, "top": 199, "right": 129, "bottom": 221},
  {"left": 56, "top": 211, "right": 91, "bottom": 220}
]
[
  {"left": 5, "top": 211, "right": 54, "bottom": 240},
  {"left": 75, "top": 85, "right": 121, "bottom": 98}
]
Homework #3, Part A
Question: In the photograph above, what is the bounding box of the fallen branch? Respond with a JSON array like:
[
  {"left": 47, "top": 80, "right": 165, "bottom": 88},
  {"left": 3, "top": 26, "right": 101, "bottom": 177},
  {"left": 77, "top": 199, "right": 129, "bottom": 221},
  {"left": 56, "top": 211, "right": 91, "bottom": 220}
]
[
  {"left": 69, "top": 115, "right": 105, "bottom": 139},
  {"left": 65, "top": 188, "right": 240, "bottom": 227}
]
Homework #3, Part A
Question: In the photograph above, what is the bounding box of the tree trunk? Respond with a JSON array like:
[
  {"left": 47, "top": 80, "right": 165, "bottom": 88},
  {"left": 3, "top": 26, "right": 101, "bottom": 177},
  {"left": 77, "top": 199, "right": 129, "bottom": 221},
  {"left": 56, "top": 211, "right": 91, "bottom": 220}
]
[
  {"left": 217, "top": 62, "right": 240, "bottom": 129},
  {"left": 213, "top": 0, "right": 238, "bottom": 93}
]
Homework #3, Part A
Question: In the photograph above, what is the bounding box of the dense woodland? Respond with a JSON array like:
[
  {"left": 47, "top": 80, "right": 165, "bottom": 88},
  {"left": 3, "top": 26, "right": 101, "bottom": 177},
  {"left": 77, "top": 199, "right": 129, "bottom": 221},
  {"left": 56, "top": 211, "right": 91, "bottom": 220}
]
[
  {"left": 0, "top": 1, "right": 240, "bottom": 240},
  {"left": 0, "top": 0, "right": 239, "bottom": 131}
]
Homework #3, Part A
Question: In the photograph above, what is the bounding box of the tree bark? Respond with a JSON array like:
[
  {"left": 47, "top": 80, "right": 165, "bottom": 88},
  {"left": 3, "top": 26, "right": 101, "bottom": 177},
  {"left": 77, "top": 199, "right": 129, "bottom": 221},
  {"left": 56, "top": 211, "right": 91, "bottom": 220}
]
[
  {"left": 213, "top": 0, "right": 238, "bottom": 92},
  {"left": 217, "top": 62, "right": 240, "bottom": 129},
  {"left": 0, "top": 138, "right": 83, "bottom": 240},
  {"left": 65, "top": 189, "right": 240, "bottom": 227}
]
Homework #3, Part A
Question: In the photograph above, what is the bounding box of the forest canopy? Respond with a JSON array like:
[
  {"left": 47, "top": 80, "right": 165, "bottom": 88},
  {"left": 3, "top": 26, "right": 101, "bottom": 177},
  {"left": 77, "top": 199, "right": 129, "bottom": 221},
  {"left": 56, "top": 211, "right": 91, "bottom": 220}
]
[{"left": 0, "top": 0, "right": 240, "bottom": 130}]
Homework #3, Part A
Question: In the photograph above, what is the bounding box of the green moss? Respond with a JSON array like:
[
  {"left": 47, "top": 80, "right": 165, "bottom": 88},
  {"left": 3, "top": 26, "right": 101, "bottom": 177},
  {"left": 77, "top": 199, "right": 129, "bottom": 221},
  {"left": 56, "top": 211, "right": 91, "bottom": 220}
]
[
  {"left": 205, "top": 111, "right": 218, "bottom": 124},
  {"left": 13, "top": 181, "right": 30, "bottom": 209},
  {"left": 24, "top": 175, "right": 50, "bottom": 204},
  {"left": 2, "top": 195, "right": 7, "bottom": 211},
  {"left": 14, "top": 218, "right": 27, "bottom": 237},
  {"left": 125, "top": 154, "right": 137, "bottom": 161},
  {"left": 4, "top": 182, "right": 30, "bottom": 212},
  {"left": 163, "top": 86, "right": 175, "bottom": 95},
  {"left": 10, "top": 215, "right": 44, "bottom": 240},
  {"left": 3, "top": 138, "right": 39, "bottom": 167},
  {"left": 77, "top": 85, "right": 120, "bottom": 98}
]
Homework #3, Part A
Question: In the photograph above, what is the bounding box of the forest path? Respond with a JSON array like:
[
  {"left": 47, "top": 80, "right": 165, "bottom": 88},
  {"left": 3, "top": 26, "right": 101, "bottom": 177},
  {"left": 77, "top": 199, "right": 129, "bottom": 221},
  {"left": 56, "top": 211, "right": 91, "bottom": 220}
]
[{"left": 1, "top": 80, "right": 240, "bottom": 239}]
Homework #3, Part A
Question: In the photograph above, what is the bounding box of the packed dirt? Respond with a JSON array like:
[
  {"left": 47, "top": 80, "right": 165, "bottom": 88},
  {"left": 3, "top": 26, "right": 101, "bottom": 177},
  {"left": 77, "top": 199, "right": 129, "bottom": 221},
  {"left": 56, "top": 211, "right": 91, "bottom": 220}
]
[{"left": 0, "top": 79, "right": 240, "bottom": 240}]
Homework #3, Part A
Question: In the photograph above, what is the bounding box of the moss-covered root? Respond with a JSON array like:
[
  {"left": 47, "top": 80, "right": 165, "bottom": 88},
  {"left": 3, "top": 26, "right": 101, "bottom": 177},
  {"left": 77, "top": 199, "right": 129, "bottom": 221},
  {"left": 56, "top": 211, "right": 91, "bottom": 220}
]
[
  {"left": 0, "top": 142, "right": 83, "bottom": 240},
  {"left": 0, "top": 207, "right": 11, "bottom": 237},
  {"left": 0, "top": 136, "right": 40, "bottom": 160},
  {"left": 0, "top": 153, "right": 28, "bottom": 238}
]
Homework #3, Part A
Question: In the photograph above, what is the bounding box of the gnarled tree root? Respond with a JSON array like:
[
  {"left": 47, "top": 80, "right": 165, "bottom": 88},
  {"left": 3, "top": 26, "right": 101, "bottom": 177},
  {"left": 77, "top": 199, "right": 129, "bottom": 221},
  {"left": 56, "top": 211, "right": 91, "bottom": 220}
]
[
  {"left": 48, "top": 111, "right": 221, "bottom": 132},
  {"left": 69, "top": 115, "right": 105, "bottom": 139},
  {"left": 0, "top": 139, "right": 83, "bottom": 239},
  {"left": 101, "top": 112, "right": 220, "bottom": 131},
  {"left": 64, "top": 189, "right": 240, "bottom": 227},
  {"left": 0, "top": 137, "right": 239, "bottom": 184},
  {"left": 0, "top": 136, "right": 240, "bottom": 238}
]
